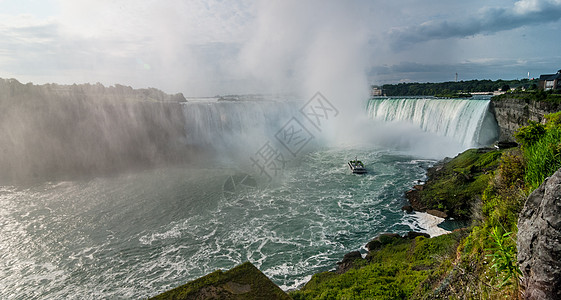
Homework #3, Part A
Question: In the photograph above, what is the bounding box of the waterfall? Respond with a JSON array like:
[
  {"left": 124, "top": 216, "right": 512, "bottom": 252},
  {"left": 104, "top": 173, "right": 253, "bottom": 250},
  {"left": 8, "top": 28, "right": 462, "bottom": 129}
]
[
  {"left": 367, "top": 97, "right": 498, "bottom": 148},
  {"left": 178, "top": 96, "right": 499, "bottom": 162},
  {"left": 181, "top": 100, "right": 300, "bottom": 155}
]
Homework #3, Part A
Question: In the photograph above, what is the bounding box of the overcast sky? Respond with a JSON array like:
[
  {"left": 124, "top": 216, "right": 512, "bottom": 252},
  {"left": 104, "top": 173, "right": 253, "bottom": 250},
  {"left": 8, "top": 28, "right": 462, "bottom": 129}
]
[{"left": 1, "top": 0, "right": 560, "bottom": 96}]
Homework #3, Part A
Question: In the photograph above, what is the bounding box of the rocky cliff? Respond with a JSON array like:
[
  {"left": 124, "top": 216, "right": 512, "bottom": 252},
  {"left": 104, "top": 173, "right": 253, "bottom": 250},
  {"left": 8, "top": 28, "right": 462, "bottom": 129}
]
[
  {"left": 489, "top": 97, "right": 561, "bottom": 142},
  {"left": 518, "top": 167, "right": 561, "bottom": 300}
]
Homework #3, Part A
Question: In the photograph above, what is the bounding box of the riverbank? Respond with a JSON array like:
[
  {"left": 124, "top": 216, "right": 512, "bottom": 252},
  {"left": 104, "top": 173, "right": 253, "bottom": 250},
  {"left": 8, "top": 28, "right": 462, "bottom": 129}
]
[{"left": 287, "top": 145, "right": 515, "bottom": 299}]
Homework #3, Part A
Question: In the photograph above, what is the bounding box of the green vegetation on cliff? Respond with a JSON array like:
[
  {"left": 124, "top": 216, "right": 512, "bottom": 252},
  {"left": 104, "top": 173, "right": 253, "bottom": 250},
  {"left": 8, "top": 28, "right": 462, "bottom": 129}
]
[
  {"left": 450, "top": 112, "right": 561, "bottom": 297},
  {"left": 380, "top": 79, "right": 537, "bottom": 96},
  {"left": 290, "top": 231, "right": 467, "bottom": 300},
  {"left": 374, "top": 113, "right": 561, "bottom": 298},
  {"left": 492, "top": 89, "right": 561, "bottom": 104},
  {"left": 415, "top": 149, "right": 503, "bottom": 219},
  {"left": 452, "top": 147, "right": 526, "bottom": 298}
]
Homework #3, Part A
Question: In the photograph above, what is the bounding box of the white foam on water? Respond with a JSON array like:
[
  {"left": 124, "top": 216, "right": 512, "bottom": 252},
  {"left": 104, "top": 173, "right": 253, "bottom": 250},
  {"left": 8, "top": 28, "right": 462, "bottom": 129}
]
[
  {"left": 139, "top": 226, "right": 183, "bottom": 245},
  {"left": 408, "top": 211, "right": 451, "bottom": 237}
]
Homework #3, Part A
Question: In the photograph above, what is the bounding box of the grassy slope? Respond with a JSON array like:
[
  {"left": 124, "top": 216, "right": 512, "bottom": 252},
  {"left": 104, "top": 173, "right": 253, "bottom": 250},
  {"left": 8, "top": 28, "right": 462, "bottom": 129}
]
[
  {"left": 149, "top": 262, "right": 291, "bottom": 300},
  {"left": 417, "top": 149, "right": 503, "bottom": 219},
  {"left": 290, "top": 231, "right": 467, "bottom": 300}
]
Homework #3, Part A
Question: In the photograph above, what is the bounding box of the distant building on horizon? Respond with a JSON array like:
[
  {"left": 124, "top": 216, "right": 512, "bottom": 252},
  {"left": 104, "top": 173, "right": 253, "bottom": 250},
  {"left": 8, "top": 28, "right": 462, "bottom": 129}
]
[
  {"left": 371, "top": 85, "right": 383, "bottom": 96},
  {"left": 539, "top": 69, "right": 561, "bottom": 90}
]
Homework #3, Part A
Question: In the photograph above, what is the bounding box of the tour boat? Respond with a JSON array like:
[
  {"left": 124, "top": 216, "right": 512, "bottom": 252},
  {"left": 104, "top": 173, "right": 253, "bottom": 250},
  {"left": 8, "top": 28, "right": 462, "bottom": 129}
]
[{"left": 348, "top": 159, "right": 367, "bottom": 174}]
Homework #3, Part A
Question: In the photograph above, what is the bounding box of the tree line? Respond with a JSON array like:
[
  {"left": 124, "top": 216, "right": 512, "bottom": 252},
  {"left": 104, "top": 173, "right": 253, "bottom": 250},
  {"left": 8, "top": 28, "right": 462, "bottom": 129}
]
[{"left": 378, "top": 79, "right": 539, "bottom": 96}]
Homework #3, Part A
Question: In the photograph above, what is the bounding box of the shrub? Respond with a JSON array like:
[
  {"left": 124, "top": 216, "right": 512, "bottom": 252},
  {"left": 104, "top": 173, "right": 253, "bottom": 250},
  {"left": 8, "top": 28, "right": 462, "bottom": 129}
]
[
  {"left": 514, "top": 120, "right": 545, "bottom": 147},
  {"left": 545, "top": 111, "right": 561, "bottom": 127},
  {"left": 497, "top": 150, "right": 525, "bottom": 190}
]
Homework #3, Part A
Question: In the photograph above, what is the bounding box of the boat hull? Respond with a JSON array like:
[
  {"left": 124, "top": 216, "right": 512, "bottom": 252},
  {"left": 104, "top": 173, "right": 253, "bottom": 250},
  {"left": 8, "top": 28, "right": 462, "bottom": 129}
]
[{"left": 348, "top": 161, "right": 367, "bottom": 174}]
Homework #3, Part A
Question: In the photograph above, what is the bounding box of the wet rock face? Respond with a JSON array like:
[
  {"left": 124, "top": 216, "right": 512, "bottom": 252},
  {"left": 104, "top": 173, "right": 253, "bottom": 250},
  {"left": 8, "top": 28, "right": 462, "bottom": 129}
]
[
  {"left": 490, "top": 98, "right": 561, "bottom": 143},
  {"left": 517, "top": 168, "right": 561, "bottom": 300}
]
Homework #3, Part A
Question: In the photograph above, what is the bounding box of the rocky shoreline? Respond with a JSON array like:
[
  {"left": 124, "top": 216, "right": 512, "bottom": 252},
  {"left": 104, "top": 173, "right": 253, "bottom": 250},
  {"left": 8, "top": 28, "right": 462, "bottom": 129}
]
[{"left": 403, "top": 158, "right": 451, "bottom": 218}]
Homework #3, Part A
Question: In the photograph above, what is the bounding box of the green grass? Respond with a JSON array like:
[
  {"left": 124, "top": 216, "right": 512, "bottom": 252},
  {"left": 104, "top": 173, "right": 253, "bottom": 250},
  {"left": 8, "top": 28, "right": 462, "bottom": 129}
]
[
  {"left": 512, "top": 112, "right": 561, "bottom": 192},
  {"left": 523, "top": 127, "right": 561, "bottom": 191},
  {"left": 289, "top": 231, "right": 466, "bottom": 300},
  {"left": 418, "top": 149, "right": 504, "bottom": 219}
]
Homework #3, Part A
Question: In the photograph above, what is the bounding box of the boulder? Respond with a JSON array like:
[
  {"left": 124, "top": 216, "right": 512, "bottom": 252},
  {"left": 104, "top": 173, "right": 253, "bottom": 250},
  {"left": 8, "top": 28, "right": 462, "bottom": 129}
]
[
  {"left": 405, "top": 189, "right": 426, "bottom": 211},
  {"left": 401, "top": 205, "right": 414, "bottom": 213},
  {"left": 336, "top": 251, "right": 363, "bottom": 274},
  {"left": 366, "top": 233, "right": 401, "bottom": 251},
  {"left": 426, "top": 209, "right": 448, "bottom": 219},
  {"left": 518, "top": 168, "right": 561, "bottom": 300}
]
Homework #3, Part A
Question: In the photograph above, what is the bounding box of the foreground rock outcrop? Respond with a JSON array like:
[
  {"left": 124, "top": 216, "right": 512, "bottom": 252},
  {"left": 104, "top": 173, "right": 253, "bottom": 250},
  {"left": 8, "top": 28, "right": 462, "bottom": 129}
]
[
  {"left": 149, "top": 262, "right": 290, "bottom": 300},
  {"left": 518, "top": 168, "right": 561, "bottom": 300}
]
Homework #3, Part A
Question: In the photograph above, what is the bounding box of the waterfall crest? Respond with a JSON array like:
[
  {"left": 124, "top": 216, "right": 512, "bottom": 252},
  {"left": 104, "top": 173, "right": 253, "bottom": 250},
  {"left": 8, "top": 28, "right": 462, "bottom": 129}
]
[{"left": 367, "top": 97, "right": 499, "bottom": 148}]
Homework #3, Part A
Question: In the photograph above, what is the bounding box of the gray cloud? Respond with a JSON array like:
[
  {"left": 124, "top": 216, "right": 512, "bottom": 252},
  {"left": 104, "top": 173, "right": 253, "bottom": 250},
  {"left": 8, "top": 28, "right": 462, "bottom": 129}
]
[
  {"left": 389, "top": 0, "right": 561, "bottom": 50},
  {"left": 2, "top": 0, "right": 560, "bottom": 92}
]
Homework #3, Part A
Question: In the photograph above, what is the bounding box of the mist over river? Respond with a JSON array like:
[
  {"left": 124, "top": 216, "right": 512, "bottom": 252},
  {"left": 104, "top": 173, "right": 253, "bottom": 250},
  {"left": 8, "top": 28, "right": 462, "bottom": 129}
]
[{"left": 0, "top": 95, "right": 498, "bottom": 299}]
